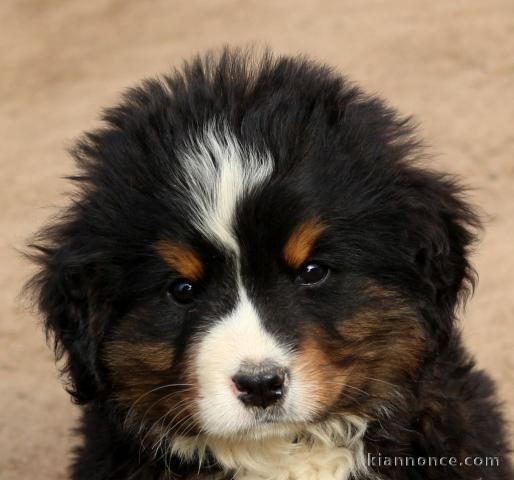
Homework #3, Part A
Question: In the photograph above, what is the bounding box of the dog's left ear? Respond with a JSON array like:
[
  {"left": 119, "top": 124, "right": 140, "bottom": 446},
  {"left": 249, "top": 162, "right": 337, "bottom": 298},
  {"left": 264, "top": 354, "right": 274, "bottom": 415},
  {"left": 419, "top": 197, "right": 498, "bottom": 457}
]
[
  {"left": 25, "top": 232, "right": 113, "bottom": 404},
  {"left": 407, "top": 170, "right": 481, "bottom": 325}
]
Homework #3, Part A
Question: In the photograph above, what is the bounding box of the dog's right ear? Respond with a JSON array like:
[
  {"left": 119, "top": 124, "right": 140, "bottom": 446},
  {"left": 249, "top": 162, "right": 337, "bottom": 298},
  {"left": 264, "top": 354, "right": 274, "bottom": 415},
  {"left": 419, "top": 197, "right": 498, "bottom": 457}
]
[{"left": 25, "top": 232, "right": 110, "bottom": 404}]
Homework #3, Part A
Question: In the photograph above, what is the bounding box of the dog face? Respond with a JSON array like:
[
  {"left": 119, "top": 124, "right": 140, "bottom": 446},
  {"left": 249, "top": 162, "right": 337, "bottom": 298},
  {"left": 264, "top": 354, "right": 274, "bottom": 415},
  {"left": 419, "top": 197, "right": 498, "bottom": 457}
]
[
  {"left": 101, "top": 122, "right": 428, "bottom": 444},
  {"left": 28, "top": 50, "right": 478, "bottom": 453}
]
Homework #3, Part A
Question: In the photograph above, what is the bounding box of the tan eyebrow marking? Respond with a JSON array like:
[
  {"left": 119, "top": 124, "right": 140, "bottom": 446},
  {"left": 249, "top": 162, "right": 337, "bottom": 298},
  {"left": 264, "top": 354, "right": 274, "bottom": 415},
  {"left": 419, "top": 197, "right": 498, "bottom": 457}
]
[
  {"left": 283, "top": 218, "right": 326, "bottom": 269},
  {"left": 155, "top": 241, "right": 204, "bottom": 281}
]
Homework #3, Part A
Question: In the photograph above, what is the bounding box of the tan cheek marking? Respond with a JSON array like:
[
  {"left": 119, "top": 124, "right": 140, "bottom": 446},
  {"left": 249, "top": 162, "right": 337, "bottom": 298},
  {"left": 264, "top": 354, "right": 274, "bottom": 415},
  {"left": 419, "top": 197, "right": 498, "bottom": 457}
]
[
  {"left": 105, "top": 341, "right": 174, "bottom": 372},
  {"left": 295, "top": 331, "right": 346, "bottom": 409},
  {"left": 103, "top": 334, "right": 201, "bottom": 438},
  {"left": 283, "top": 218, "right": 326, "bottom": 269},
  {"left": 103, "top": 341, "right": 176, "bottom": 412},
  {"left": 336, "top": 283, "right": 426, "bottom": 388},
  {"left": 338, "top": 311, "right": 425, "bottom": 368},
  {"left": 107, "top": 343, "right": 192, "bottom": 427},
  {"left": 155, "top": 240, "right": 204, "bottom": 281}
]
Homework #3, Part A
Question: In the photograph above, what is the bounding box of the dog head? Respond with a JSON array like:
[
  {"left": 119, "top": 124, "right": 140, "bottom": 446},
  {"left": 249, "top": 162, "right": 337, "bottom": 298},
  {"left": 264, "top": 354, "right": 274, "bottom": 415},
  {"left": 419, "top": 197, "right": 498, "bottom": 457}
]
[{"left": 27, "top": 49, "right": 479, "bottom": 459}]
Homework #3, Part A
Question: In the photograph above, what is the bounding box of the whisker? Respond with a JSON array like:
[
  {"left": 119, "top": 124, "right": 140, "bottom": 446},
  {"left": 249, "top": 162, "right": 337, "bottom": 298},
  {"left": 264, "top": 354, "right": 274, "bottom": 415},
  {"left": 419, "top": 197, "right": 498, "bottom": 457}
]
[
  {"left": 136, "top": 392, "right": 195, "bottom": 461},
  {"left": 153, "top": 412, "right": 206, "bottom": 473},
  {"left": 175, "top": 411, "right": 202, "bottom": 438},
  {"left": 303, "top": 379, "right": 370, "bottom": 396},
  {"left": 161, "top": 404, "right": 199, "bottom": 442},
  {"left": 137, "top": 388, "right": 194, "bottom": 432},
  {"left": 141, "top": 397, "right": 191, "bottom": 447},
  {"left": 125, "top": 383, "right": 194, "bottom": 426},
  {"left": 150, "top": 400, "right": 194, "bottom": 450},
  {"left": 152, "top": 411, "right": 197, "bottom": 461},
  {"left": 358, "top": 375, "right": 398, "bottom": 388}
]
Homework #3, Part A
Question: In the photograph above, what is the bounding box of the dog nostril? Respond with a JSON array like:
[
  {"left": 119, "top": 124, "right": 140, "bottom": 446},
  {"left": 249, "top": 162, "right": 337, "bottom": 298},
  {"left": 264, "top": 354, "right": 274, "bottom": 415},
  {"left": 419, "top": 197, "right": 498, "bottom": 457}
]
[
  {"left": 232, "top": 366, "right": 288, "bottom": 409},
  {"left": 232, "top": 374, "right": 254, "bottom": 395}
]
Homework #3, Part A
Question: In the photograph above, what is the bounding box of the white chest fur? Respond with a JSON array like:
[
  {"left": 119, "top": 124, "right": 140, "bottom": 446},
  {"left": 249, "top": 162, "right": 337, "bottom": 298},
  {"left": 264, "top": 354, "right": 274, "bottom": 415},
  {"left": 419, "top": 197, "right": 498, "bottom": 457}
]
[
  {"left": 228, "top": 440, "right": 363, "bottom": 480},
  {"left": 170, "top": 417, "right": 368, "bottom": 480}
]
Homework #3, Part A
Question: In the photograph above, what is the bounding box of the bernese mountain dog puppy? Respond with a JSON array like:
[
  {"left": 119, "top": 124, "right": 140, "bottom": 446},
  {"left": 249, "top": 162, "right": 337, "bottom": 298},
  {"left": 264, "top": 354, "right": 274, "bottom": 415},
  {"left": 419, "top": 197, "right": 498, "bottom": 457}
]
[{"left": 27, "top": 49, "right": 512, "bottom": 479}]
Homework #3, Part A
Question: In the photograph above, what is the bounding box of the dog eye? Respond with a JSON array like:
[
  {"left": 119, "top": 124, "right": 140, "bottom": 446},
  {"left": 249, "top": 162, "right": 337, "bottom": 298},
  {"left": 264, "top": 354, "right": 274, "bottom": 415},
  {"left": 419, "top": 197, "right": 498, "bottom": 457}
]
[
  {"left": 295, "top": 263, "right": 329, "bottom": 285},
  {"left": 168, "top": 279, "right": 195, "bottom": 304}
]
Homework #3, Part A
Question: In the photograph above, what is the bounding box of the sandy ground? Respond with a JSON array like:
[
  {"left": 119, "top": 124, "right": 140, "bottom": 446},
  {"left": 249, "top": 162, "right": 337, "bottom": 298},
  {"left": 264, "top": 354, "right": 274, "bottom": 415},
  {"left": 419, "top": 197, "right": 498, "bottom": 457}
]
[{"left": 1, "top": 1, "right": 513, "bottom": 478}]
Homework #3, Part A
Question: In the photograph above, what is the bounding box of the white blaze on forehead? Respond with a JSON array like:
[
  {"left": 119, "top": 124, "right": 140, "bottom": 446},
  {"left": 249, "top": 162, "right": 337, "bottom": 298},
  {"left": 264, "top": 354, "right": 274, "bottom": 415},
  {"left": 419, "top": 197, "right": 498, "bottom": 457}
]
[
  {"left": 195, "top": 285, "right": 291, "bottom": 436},
  {"left": 177, "top": 122, "right": 273, "bottom": 253}
]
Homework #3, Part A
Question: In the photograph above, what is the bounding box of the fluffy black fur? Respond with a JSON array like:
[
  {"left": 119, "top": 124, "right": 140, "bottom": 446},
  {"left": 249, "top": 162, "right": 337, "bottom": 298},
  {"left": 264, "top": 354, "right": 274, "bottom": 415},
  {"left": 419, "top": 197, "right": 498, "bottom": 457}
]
[{"left": 27, "top": 48, "right": 512, "bottom": 479}]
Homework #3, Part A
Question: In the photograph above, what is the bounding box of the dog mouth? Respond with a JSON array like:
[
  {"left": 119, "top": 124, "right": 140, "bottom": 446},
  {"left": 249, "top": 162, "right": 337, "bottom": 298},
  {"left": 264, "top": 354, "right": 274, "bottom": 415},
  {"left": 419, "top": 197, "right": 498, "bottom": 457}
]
[
  {"left": 196, "top": 415, "right": 309, "bottom": 443},
  {"left": 196, "top": 393, "right": 323, "bottom": 442},
  {"left": 238, "top": 407, "right": 299, "bottom": 433}
]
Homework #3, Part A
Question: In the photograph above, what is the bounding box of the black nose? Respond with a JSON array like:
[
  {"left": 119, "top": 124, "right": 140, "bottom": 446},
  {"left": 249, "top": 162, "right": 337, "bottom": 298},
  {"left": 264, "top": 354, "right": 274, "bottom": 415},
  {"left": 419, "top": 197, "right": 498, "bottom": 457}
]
[{"left": 232, "top": 366, "right": 288, "bottom": 409}]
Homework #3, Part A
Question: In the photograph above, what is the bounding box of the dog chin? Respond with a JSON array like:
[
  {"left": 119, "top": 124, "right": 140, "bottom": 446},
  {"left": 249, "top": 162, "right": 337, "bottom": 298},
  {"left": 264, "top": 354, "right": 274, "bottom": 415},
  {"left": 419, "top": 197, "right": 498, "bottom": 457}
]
[
  {"left": 198, "top": 411, "right": 306, "bottom": 441},
  {"left": 224, "top": 419, "right": 305, "bottom": 441}
]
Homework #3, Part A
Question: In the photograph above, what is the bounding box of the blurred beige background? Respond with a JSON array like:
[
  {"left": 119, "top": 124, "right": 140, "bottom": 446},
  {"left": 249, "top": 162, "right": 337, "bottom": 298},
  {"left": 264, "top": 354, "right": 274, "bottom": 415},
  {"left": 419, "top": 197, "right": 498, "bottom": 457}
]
[{"left": 1, "top": 1, "right": 513, "bottom": 478}]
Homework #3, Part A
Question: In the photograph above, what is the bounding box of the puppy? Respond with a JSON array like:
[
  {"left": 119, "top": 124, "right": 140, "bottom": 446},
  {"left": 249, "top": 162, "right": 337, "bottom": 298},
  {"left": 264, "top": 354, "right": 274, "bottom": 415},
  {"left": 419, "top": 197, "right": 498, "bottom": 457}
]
[{"left": 28, "top": 49, "right": 513, "bottom": 479}]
